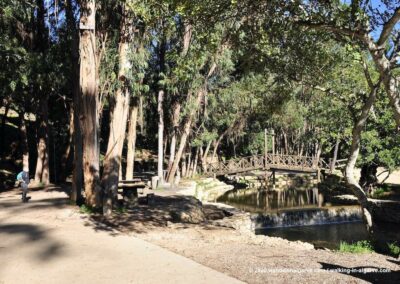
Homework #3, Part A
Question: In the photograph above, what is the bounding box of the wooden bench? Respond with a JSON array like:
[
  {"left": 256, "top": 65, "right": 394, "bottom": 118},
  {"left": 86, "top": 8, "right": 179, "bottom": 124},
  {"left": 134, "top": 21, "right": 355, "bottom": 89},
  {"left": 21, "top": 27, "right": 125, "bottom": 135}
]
[{"left": 118, "top": 180, "right": 146, "bottom": 208}]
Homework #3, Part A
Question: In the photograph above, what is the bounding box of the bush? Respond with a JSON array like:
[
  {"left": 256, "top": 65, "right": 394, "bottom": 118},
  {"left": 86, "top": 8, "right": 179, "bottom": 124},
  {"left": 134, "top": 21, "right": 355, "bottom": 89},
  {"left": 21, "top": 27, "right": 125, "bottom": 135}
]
[
  {"left": 387, "top": 242, "right": 400, "bottom": 257},
  {"left": 339, "top": 240, "right": 374, "bottom": 253},
  {"left": 79, "top": 204, "right": 94, "bottom": 214}
]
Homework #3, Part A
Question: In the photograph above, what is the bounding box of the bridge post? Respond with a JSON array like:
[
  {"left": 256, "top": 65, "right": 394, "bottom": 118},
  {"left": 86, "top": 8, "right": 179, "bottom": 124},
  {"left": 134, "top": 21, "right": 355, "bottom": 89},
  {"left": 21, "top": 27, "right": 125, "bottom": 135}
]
[
  {"left": 272, "top": 169, "right": 276, "bottom": 189},
  {"left": 271, "top": 129, "right": 275, "bottom": 164},
  {"left": 264, "top": 129, "right": 268, "bottom": 168}
]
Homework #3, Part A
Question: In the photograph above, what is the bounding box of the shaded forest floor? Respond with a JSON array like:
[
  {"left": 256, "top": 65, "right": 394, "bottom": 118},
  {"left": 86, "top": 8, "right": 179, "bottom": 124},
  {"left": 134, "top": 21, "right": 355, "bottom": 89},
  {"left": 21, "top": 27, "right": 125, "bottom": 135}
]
[{"left": 2, "top": 186, "right": 398, "bottom": 283}]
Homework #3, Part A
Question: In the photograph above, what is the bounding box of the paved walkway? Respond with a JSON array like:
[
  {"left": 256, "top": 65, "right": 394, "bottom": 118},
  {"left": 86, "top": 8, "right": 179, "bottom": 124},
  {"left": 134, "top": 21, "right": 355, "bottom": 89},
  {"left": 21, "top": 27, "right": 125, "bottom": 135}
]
[{"left": 0, "top": 189, "right": 242, "bottom": 284}]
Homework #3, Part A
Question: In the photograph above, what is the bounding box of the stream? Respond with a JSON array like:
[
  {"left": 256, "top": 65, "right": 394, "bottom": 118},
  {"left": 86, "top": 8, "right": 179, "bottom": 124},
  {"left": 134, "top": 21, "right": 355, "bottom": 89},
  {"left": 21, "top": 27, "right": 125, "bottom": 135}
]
[{"left": 218, "top": 186, "right": 400, "bottom": 249}]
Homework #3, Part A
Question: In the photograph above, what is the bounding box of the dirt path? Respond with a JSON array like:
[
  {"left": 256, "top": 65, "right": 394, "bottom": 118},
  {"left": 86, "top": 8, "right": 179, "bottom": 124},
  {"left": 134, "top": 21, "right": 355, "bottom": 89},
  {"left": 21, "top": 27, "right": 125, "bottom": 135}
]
[{"left": 0, "top": 189, "right": 242, "bottom": 284}]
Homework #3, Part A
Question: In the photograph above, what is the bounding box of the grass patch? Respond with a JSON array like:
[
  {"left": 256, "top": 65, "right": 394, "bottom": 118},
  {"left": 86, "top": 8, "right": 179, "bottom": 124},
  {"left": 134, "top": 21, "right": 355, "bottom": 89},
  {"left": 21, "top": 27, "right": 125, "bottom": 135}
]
[
  {"left": 339, "top": 240, "right": 374, "bottom": 253},
  {"left": 387, "top": 242, "right": 400, "bottom": 257},
  {"left": 115, "top": 207, "right": 127, "bottom": 214},
  {"left": 79, "top": 204, "right": 95, "bottom": 214}
]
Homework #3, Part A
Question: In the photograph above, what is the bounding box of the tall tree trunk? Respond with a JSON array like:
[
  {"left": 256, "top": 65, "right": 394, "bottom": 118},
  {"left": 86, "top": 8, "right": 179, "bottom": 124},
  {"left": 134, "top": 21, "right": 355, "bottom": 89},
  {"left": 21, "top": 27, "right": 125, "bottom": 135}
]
[
  {"left": 60, "top": 104, "right": 74, "bottom": 182},
  {"left": 330, "top": 137, "right": 340, "bottom": 173},
  {"left": 157, "top": 37, "right": 166, "bottom": 185},
  {"left": 192, "top": 147, "right": 200, "bottom": 177},
  {"left": 34, "top": 94, "right": 50, "bottom": 185},
  {"left": 19, "top": 112, "right": 29, "bottom": 173},
  {"left": 33, "top": 0, "right": 49, "bottom": 185},
  {"left": 168, "top": 101, "right": 181, "bottom": 172},
  {"left": 167, "top": 22, "right": 191, "bottom": 174},
  {"left": 79, "top": 0, "right": 101, "bottom": 208},
  {"left": 167, "top": 90, "right": 203, "bottom": 183},
  {"left": 102, "top": 4, "right": 133, "bottom": 214},
  {"left": 201, "top": 140, "right": 212, "bottom": 172},
  {"left": 126, "top": 98, "right": 138, "bottom": 180},
  {"left": 157, "top": 89, "right": 165, "bottom": 184},
  {"left": 345, "top": 82, "right": 380, "bottom": 234},
  {"left": 66, "top": 0, "right": 83, "bottom": 204},
  {"left": 0, "top": 101, "right": 10, "bottom": 157}
]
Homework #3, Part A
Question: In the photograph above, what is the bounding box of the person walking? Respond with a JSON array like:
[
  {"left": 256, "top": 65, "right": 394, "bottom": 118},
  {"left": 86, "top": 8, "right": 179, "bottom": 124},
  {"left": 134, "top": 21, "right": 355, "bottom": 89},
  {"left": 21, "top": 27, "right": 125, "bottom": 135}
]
[{"left": 16, "top": 170, "right": 30, "bottom": 202}]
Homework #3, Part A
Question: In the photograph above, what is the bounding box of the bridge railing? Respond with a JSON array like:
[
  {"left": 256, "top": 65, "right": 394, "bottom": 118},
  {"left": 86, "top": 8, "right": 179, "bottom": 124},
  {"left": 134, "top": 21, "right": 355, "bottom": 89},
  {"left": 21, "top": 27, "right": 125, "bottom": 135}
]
[{"left": 204, "top": 153, "right": 328, "bottom": 175}]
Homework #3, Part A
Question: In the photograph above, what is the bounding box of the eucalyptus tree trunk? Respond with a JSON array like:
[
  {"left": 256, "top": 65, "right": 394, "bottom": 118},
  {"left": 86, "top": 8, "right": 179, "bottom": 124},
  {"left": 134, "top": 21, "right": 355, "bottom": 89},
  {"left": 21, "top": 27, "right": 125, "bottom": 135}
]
[
  {"left": 330, "top": 137, "right": 340, "bottom": 173},
  {"left": 0, "top": 102, "right": 10, "bottom": 157},
  {"left": 167, "top": 90, "right": 203, "bottom": 183},
  {"left": 66, "top": 0, "right": 83, "bottom": 203},
  {"left": 33, "top": 0, "right": 49, "bottom": 185},
  {"left": 157, "top": 89, "right": 165, "bottom": 184},
  {"left": 201, "top": 140, "right": 212, "bottom": 172},
  {"left": 345, "top": 82, "right": 380, "bottom": 234},
  {"left": 126, "top": 98, "right": 139, "bottom": 180},
  {"left": 34, "top": 94, "right": 50, "bottom": 185},
  {"left": 167, "top": 22, "right": 191, "bottom": 174},
  {"left": 168, "top": 101, "right": 181, "bottom": 172},
  {"left": 102, "top": 4, "right": 133, "bottom": 214},
  {"left": 19, "top": 112, "right": 29, "bottom": 173},
  {"left": 157, "top": 38, "right": 166, "bottom": 185},
  {"left": 192, "top": 147, "right": 200, "bottom": 177},
  {"left": 60, "top": 104, "right": 74, "bottom": 182},
  {"left": 79, "top": 0, "right": 101, "bottom": 208}
]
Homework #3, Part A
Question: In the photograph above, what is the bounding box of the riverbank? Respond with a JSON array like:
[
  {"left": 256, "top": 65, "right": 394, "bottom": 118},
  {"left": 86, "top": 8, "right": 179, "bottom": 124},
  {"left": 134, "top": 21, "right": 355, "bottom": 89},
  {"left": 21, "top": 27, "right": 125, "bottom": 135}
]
[{"left": 132, "top": 182, "right": 400, "bottom": 283}]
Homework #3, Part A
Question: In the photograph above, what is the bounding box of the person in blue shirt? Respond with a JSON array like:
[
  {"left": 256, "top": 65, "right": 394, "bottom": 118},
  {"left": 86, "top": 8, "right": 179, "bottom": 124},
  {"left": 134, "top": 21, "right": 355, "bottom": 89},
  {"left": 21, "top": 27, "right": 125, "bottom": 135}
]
[{"left": 16, "top": 171, "right": 30, "bottom": 202}]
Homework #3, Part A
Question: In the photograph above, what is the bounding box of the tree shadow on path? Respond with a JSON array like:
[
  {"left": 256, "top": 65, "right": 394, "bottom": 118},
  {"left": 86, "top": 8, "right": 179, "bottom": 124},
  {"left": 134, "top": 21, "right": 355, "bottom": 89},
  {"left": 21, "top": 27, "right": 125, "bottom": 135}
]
[{"left": 0, "top": 223, "right": 64, "bottom": 262}]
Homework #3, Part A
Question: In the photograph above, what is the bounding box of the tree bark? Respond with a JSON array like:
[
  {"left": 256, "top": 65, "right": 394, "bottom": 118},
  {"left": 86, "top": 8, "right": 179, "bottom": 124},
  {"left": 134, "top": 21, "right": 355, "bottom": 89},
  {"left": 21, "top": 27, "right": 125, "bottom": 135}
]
[
  {"left": 330, "top": 137, "right": 340, "bottom": 173},
  {"left": 345, "top": 82, "right": 380, "bottom": 233},
  {"left": 0, "top": 102, "right": 10, "bottom": 157},
  {"left": 65, "top": 0, "right": 83, "bottom": 204},
  {"left": 157, "top": 89, "right": 165, "bottom": 184},
  {"left": 201, "top": 140, "right": 212, "bottom": 172},
  {"left": 192, "top": 147, "right": 200, "bottom": 177},
  {"left": 34, "top": 94, "right": 50, "bottom": 185},
  {"left": 168, "top": 101, "right": 181, "bottom": 172},
  {"left": 167, "top": 90, "right": 203, "bottom": 183},
  {"left": 60, "top": 104, "right": 74, "bottom": 182},
  {"left": 102, "top": 4, "right": 133, "bottom": 214},
  {"left": 157, "top": 36, "right": 166, "bottom": 184},
  {"left": 19, "top": 112, "right": 29, "bottom": 173},
  {"left": 79, "top": 0, "right": 101, "bottom": 208},
  {"left": 126, "top": 98, "right": 139, "bottom": 180}
]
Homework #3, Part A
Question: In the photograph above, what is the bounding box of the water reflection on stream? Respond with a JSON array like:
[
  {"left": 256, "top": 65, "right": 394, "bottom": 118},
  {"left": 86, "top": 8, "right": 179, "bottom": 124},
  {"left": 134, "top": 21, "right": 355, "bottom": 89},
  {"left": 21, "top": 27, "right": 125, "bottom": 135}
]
[{"left": 218, "top": 187, "right": 400, "bottom": 249}]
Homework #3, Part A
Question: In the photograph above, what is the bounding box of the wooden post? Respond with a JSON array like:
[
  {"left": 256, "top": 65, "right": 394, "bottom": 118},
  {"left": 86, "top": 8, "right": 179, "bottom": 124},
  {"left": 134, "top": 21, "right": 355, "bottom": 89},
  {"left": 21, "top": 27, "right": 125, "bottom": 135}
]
[
  {"left": 264, "top": 128, "right": 268, "bottom": 168},
  {"left": 272, "top": 169, "right": 276, "bottom": 190},
  {"left": 271, "top": 129, "right": 275, "bottom": 164}
]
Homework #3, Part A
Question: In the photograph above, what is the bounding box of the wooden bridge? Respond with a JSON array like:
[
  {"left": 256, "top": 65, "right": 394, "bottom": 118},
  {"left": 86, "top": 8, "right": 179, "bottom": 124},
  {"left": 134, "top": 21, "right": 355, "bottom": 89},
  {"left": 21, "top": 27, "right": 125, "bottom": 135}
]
[{"left": 202, "top": 153, "right": 342, "bottom": 177}]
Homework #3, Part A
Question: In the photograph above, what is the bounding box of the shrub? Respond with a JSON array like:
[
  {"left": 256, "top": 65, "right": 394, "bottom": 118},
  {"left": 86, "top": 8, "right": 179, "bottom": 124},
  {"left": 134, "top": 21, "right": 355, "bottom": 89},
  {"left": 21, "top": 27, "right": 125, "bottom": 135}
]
[
  {"left": 79, "top": 204, "right": 94, "bottom": 214},
  {"left": 339, "top": 240, "right": 374, "bottom": 253}
]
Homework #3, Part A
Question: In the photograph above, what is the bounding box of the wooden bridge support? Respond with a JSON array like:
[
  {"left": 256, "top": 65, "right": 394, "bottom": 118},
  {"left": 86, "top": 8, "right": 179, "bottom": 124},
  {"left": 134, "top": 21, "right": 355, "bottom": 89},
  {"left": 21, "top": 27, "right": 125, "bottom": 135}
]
[{"left": 272, "top": 169, "right": 276, "bottom": 189}]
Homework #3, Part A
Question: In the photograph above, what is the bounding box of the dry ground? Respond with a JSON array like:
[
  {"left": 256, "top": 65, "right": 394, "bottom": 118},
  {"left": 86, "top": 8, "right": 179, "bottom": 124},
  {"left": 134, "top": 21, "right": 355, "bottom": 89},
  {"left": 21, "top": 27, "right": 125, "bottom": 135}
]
[{"left": 1, "top": 187, "right": 399, "bottom": 284}]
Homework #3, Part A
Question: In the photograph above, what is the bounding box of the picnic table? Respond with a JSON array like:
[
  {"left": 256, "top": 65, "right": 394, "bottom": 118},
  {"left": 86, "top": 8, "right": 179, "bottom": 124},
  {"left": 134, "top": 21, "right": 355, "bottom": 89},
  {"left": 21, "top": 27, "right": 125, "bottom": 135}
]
[{"left": 118, "top": 179, "right": 146, "bottom": 208}]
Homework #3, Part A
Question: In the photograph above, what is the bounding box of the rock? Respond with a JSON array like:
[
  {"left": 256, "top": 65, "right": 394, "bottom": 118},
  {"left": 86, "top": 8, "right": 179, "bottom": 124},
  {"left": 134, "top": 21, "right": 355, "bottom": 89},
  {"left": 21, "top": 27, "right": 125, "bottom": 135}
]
[
  {"left": 169, "top": 196, "right": 206, "bottom": 224},
  {"left": 213, "top": 212, "right": 254, "bottom": 235},
  {"left": 328, "top": 194, "right": 359, "bottom": 205},
  {"left": 195, "top": 179, "right": 234, "bottom": 202},
  {"left": 203, "top": 205, "right": 228, "bottom": 220},
  {"left": 369, "top": 199, "right": 400, "bottom": 224}
]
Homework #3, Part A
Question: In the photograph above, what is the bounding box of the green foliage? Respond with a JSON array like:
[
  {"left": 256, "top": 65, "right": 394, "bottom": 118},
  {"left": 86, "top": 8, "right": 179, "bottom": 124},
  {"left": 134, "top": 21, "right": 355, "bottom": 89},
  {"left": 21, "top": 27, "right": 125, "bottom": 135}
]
[
  {"left": 339, "top": 241, "right": 374, "bottom": 253},
  {"left": 115, "top": 207, "right": 127, "bottom": 214},
  {"left": 79, "top": 204, "right": 95, "bottom": 214},
  {"left": 387, "top": 242, "right": 400, "bottom": 257}
]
